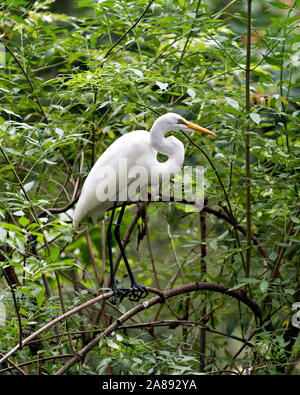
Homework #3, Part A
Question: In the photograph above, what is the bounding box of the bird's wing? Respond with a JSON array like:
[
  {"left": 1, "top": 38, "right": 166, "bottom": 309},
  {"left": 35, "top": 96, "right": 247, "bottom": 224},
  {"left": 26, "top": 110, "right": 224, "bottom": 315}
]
[{"left": 73, "top": 130, "right": 154, "bottom": 231}]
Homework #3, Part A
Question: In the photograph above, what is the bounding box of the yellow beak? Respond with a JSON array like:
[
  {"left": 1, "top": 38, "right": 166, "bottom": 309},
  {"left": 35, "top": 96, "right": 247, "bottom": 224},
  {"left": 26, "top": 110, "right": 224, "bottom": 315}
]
[{"left": 183, "top": 120, "right": 217, "bottom": 137}]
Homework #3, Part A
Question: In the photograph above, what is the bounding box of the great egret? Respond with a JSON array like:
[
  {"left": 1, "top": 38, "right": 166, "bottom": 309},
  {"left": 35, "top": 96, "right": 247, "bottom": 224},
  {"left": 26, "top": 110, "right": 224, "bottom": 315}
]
[{"left": 73, "top": 112, "right": 216, "bottom": 303}]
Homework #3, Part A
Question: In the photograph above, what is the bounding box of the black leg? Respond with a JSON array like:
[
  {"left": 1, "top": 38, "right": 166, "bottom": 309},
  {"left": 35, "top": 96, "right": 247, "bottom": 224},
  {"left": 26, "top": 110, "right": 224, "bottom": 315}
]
[
  {"left": 114, "top": 202, "right": 148, "bottom": 302},
  {"left": 107, "top": 201, "right": 128, "bottom": 304}
]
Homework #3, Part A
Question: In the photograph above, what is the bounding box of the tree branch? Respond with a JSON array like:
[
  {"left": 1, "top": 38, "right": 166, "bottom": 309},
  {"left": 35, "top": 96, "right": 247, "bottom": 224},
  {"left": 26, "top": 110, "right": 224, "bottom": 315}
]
[{"left": 0, "top": 281, "right": 261, "bottom": 368}]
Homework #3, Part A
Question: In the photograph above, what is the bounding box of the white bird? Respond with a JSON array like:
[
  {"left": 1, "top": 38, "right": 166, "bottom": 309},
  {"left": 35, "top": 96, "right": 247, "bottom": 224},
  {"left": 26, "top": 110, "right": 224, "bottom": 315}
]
[{"left": 73, "top": 112, "right": 216, "bottom": 303}]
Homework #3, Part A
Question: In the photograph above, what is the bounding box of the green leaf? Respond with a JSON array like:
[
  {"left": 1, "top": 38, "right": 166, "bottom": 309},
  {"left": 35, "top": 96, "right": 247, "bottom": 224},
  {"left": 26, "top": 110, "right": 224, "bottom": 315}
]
[
  {"left": 284, "top": 288, "right": 295, "bottom": 295},
  {"left": 269, "top": 251, "right": 278, "bottom": 261},
  {"left": 131, "top": 69, "right": 143, "bottom": 78},
  {"left": 19, "top": 216, "right": 30, "bottom": 227},
  {"left": 0, "top": 227, "right": 6, "bottom": 242},
  {"left": 16, "top": 237, "right": 25, "bottom": 254},
  {"left": 24, "top": 181, "right": 35, "bottom": 192},
  {"left": 250, "top": 113, "right": 261, "bottom": 125},
  {"left": 107, "top": 339, "right": 120, "bottom": 350},
  {"left": 14, "top": 210, "right": 25, "bottom": 217},
  {"left": 0, "top": 164, "right": 14, "bottom": 173},
  {"left": 156, "top": 81, "right": 168, "bottom": 91},
  {"left": 50, "top": 246, "right": 60, "bottom": 262},
  {"left": 260, "top": 280, "right": 269, "bottom": 293},
  {"left": 0, "top": 222, "right": 22, "bottom": 233},
  {"left": 187, "top": 88, "right": 196, "bottom": 99},
  {"left": 225, "top": 97, "right": 239, "bottom": 111},
  {"left": 264, "top": 56, "right": 281, "bottom": 67},
  {"left": 36, "top": 289, "right": 45, "bottom": 307},
  {"left": 2, "top": 109, "right": 21, "bottom": 118},
  {"left": 209, "top": 239, "right": 218, "bottom": 250},
  {"left": 4, "top": 148, "right": 23, "bottom": 157},
  {"left": 268, "top": 1, "right": 292, "bottom": 9},
  {"left": 229, "top": 278, "right": 259, "bottom": 291},
  {"left": 226, "top": 319, "right": 236, "bottom": 335}
]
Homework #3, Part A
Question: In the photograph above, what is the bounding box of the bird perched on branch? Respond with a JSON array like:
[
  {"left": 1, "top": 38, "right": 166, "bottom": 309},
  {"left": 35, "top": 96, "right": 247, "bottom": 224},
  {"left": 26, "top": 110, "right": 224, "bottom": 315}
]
[{"left": 73, "top": 112, "right": 216, "bottom": 303}]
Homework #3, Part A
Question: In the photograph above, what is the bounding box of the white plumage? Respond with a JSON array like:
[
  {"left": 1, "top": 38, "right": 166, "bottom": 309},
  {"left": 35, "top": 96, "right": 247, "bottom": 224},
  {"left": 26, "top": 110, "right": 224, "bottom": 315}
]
[{"left": 73, "top": 112, "right": 216, "bottom": 231}]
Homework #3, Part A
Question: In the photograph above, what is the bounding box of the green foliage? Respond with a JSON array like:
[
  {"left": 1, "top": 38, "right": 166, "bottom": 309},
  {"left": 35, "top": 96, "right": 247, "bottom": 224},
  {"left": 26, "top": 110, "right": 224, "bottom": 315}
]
[
  {"left": 97, "top": 333, "right": 200, "bottom": 375},
  {"left": 0, "top": 0, "right": 299, "bottom": 375}
]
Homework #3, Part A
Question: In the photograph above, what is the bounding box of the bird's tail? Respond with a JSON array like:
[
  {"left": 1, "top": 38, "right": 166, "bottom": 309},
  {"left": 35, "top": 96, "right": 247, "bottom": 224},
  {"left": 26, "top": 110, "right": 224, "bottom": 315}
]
[
  {"left": 73, "top": 203, "right": 87, "bottom": 233},
  {"left": 73, "top": 218, "right": 87, "bottom": 233}
]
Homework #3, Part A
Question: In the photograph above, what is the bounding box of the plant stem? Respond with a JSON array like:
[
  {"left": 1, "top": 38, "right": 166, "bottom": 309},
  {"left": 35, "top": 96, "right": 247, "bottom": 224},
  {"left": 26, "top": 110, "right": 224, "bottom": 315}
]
[
  {"left": 101, "top": 0, "right": 155, "bottom": 63},
  {"left": 245, "top": 0, "right": 252, "bottom": 279},
  {"left": 199, "top": 208, "right": 207, "bottom": 371},
  {"left": 181, "top": 131, "right": 246, "bottom": 270},
  {"left": 84, "top": 229, "right": 101, "bottom": 289}
]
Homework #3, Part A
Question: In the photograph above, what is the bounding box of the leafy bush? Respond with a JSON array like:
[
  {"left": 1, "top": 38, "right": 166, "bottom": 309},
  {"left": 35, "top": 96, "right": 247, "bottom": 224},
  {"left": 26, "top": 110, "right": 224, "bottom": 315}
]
[{"left": 0, "top": 0, "right": 299, "bottom": 375}]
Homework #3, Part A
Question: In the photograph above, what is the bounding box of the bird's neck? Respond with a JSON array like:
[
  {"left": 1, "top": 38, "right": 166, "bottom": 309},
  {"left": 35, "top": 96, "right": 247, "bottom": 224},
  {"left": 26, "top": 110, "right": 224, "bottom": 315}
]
[{"left": 150, "top": 119, "right": 184, "bottom": 178}]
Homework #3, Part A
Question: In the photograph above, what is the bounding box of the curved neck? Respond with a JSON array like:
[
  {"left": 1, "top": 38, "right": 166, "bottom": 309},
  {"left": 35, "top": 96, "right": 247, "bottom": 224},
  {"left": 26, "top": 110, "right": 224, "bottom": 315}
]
[{"left": 150, "top": 118, "right": 184, "bottom": 179}]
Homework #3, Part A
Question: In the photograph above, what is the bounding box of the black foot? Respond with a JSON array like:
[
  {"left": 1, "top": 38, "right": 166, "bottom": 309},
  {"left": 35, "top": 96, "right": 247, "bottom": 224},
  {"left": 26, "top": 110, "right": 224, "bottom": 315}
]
[
  {"left": 110, "top": 287, "right": 130, "bottom": 305},
  {"left": 128, "top": 283, "right": 148, "bottom": 302}
]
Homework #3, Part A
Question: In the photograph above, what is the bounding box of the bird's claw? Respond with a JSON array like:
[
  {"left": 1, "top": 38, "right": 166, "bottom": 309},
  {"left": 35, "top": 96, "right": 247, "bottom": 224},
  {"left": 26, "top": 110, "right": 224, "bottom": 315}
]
[
  {"left": 110, "top": 287, "right": 130, "bottom": 304},
  {"left": 110, "top": 284, "right": 148, "bottom": 304},
  {"left": 128, "top": 283, "right": 149, "bottom": 302}
]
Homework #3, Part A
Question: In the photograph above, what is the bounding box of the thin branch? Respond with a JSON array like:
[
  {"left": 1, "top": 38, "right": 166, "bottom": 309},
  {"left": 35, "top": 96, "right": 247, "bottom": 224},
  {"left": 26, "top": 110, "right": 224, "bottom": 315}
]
[
  {"left": 1, "top": 40, "right": 48, "bottom": 122},
  {"left": 245, "top": 0, "right": 252, "bottom": 279},
  {"left": 84, "top": 229, "right": 101, "bottom": 289},
  {"left": 2, "top": 269, "right": 23, "bottom": 352},
  {"left": 101, "top": 0, "right": 155, "bottom": 64},
  {"left": 55, "top": 271, "right": 76, "bottom": 354},
  {"left": 0, "top": 144, "right": 50, "bottom": 255},
  {"left": 0, "top": 354, "right": 74, "bottom": 374},
  {"left": 174, "top": 0, "right": 202, "bottom": 76},
  {"left": 55, "top": 281, "right": 261, "bottom": 374},
  {"left": 117, "top": 320, "right": 254, "bottom": 347},
  {"left": 199, "top": 208, "right": 207, "bottom": 371},
  {"left": 180, "top": 132, "right": 246, "bottom": 269},
  {"left": 91, "top": 89, "right": 97, "bottom": 167},
  {"left": 0, "top": 353, "right": 27, "bottom": 375},
  {"left": 144, "top": 204, "right": 161, "bottom": 290},
  {"left": 0, "top": 281, "right": 261, "bottom": 367}
]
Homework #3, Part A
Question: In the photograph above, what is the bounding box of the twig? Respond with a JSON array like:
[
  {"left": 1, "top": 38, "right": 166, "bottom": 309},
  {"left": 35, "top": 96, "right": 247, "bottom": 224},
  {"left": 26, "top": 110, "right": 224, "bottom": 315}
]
[
  {"left": 101, "top": 219, "right": 107, "bottom": 287},
  {"left": 55, "top": 271, "right": 76, "bottom": 354},
  {"left": 91, "top": 89, "right": 98, "bottom": 167},
  {"left": 1, "top": 40, "right": 48, "bottom": 122},
  {"left": 199, "top": 208, "right": 207, "bottom": 371},
  {"left": 0, "top": 281, "right": 261, "bottom": 367},
  {"left": 0, "top": 354, "right": 74, "bottom": 374},
  {"left": 84, "top": 229, "right": 101, "bottom": 289},
  {"left": 174, "top": 0, "right": 202, "bottom": 76},
  {"left": 101, "top": 0, "right": 155, "bottom": 64},
  {"left": 117, "top": 320, "right": 254, "bottom": 347},
  {"left": 166, "top": 221, "right": 185, "bottom": 284},
  {"left": 2, "top": 270, "right": 23, "bottom": 352},
  {"left": 180, "top": 132, "right": 246, "bottom": 270},
  {"left": 0, "top": 144, "right": 51, "bottom": 255},
  {"left": 245, "top": 0, "right": 252, "bottom": 279},
  {"left": 55, "top": 281, "right": 261, "bottom": 374},
  {"left": 144, "top": 204, "right": 160, "bottom": 289},
  {"left": 0, "top": 353, "right": 27, "bottom": 375}
]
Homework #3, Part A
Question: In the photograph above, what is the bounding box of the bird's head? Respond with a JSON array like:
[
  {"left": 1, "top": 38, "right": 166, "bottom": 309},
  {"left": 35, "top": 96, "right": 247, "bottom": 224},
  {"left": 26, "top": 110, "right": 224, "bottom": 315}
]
[{"left": 161, "top": 112, "right": 216, "bottom": 137}]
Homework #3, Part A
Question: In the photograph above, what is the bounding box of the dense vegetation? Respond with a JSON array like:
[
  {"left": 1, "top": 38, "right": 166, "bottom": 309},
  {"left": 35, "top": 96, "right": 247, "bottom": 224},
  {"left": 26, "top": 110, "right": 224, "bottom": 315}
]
[{"left": 0, "top": 0, "right": 299, "bottom": 375}]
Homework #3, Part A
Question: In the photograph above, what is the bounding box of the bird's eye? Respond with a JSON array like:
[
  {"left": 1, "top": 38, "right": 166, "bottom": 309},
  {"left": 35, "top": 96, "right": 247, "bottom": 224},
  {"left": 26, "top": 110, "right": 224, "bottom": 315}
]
[{"left": 177, "top": 119, "right": 185, "bottom": 124}]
